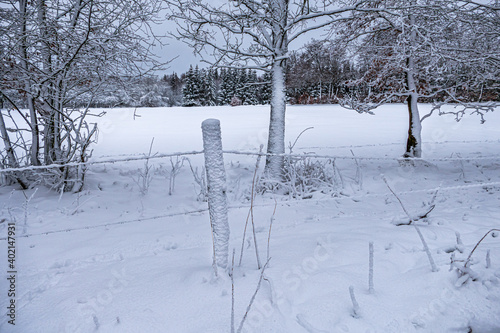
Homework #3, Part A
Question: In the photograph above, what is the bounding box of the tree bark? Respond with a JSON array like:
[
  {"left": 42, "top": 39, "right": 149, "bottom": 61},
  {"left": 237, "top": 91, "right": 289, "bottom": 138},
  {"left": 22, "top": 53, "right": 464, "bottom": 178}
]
[
  {"left": 265, "top": 60, "right": 287, "bottom": 178},
  {"left": 0, "top": 112, "right": 18, "bottom": 169},
  {"left": 37, "top": 0, "right": 58, "bottom": 165},
  {"left": 404, "top": 5, "right": 422, "bottom": 158},
  {"left": 19, "top": 0, "right": 41, "bottom": 166},
  {"left": 0, "top": 111, "right": 28, "bottom": 188},
  {"left": 264, "top": 0, "right": 289, "bottom": 179},
  {"left": 405, "top": 91, "right": 422, "bottom": 158}
]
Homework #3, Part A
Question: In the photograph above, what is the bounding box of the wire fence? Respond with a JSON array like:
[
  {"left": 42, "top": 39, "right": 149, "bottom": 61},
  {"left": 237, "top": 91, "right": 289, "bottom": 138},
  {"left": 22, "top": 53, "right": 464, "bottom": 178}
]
[
  {"left": 1, "top": 146, "right": 500, "bottom": 174},
  {"left": 2, "top": 179, "right": 499, "bottom": 241},
  {"left": 1, "top": 139, "right": 499, "bottom": 241},
  {"left": 0, "top": 150, "right": 204, "bottom": 174},
  {"left": 296, "top": 139, "right": 500, "bottom": 151},
  {"left": 222, "top": 150, "right": 500, "bottom": 161}
]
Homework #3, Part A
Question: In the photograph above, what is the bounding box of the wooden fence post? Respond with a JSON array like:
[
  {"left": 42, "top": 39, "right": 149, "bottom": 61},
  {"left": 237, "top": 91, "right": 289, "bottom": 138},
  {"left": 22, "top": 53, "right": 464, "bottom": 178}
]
[{"left": 202, "top": 119, "right": 230, "bottom": 271}]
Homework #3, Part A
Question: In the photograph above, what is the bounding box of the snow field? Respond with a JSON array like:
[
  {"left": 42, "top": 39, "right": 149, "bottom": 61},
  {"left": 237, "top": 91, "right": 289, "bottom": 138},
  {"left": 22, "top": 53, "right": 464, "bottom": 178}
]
[{"left": 1, "top": 104, "right": 500, "bottom": 332}]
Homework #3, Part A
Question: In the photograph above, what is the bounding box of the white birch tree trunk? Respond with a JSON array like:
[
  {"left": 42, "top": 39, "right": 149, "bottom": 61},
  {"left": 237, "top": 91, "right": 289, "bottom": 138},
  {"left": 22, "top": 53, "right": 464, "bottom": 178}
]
[
  {"left": 265, "top": 60, "right": 287, "bottom": 179},
  {"left": 264, "top": 0, "right": 288, "bottom": 179}
]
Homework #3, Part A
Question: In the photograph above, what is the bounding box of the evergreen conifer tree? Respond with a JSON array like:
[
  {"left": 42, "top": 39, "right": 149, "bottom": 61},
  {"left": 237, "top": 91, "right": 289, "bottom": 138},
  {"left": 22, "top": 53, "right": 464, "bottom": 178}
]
[
  {"left": 182, "top": 65, "right": 202, "bottom": 106},
  {"left": 259, "top": 71, "right": 272, "bottom": 105},
  {"left": 219, "top": 68, "right": 232, "bottom": 105},
  {"left": 245, "top": 70, "right": 260, "bottom": 105},
  {"left": 205, "top": 69, "right": 217, "bottom": 106}
]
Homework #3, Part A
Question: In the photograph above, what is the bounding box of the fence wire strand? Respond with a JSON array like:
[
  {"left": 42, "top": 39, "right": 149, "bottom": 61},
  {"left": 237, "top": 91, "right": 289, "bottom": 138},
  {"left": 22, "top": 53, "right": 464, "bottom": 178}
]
[
  {"left": 1, "top": 180, "right": 499, "bottom": 241},
  {"left": 222, "top": 150, "right": 500, "bottom": 161},
  {"left": 1, "top": 145, "right": 499, "bottom": 175},
  {"left": 0, "top": 150, "right": 204, "bottom": 174}
]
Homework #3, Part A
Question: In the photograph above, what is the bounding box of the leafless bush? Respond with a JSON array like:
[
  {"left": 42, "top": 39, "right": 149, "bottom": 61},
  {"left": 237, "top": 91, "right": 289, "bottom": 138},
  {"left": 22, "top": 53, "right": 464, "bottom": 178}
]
[
  {"left": 134, "top": 139, "right": 155, "bottom": 196},
  {"left": 186, "top": 158, "right": 208, "bottom": 201},
  {"left": 0, "top": 0, "right": 166, "bottom": 191},
  {"left": 283, "top": 156, "right": 341, "bottom": 198},
  {"left": 0, "top": 106, "right": 97, "bottom": 192},
  {"left": 168, "top": 156, "right": 186, "bottom": 195}
]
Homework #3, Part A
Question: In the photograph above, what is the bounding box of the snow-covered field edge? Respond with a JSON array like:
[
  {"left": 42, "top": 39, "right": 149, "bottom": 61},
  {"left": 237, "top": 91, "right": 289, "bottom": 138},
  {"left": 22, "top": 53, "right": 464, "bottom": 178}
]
[{"left": 1, "top": 104, "right": 499, "bottom": 332}]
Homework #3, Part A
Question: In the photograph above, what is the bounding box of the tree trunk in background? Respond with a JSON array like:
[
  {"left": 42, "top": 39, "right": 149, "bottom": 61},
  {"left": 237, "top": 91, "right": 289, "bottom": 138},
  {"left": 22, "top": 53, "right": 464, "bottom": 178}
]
[
  {"left": 264, "top": 0, "right": 288, "bottom": 179},
  {"left": 265, "top": 60, "right": 287, "bottom": 179},
  {"left": 37, "top": 0, "right": 58, "bottom": 165},
  {"left": 0, "top": 111, "right": 28, "bottom": 188},
  {"left": 19, "top": 0, "right": 41, "bottom": 166},
  {"left": 405, "top": 92, "right": 422, "bottom": 158},
  {"left": 404, "top": 5, "right": 422, "bottom": 158}
]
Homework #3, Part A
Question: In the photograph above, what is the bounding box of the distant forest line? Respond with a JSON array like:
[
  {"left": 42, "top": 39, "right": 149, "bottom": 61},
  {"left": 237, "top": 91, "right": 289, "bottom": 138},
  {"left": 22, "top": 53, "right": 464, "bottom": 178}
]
[{"left": 4, "top": 40, "right": 496, "bottom": 110}]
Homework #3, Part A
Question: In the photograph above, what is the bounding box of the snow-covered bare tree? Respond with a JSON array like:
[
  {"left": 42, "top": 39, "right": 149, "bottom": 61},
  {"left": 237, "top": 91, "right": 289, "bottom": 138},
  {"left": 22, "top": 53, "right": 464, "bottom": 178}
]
[
  {"left": 287, "top": 39, "right": 355, "bottom": 104},
  {"left": 0, "top": 0, "right": 166, "bottom": 190},
  {"left": 165, "top": 0, "right": 382, "bottom": 179},
  {"left": 338, "top": 0, "right": 499, "bottom": 158}
]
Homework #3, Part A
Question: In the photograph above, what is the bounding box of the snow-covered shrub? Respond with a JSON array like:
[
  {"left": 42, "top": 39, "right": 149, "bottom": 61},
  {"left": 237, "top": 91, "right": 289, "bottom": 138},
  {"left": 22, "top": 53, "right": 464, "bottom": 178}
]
[
  {"left": 282, "top": 156, "right": 341, "bottom": 198},
  {"left": 133, "top": 139, "right": 155, "bottom": 196},
  {"left": 186, "top": 158, "right": 208, "bottom": 202},
  {"left": 139, "top": 91, "right": 164, "bottom": 107},
  {"left": 167, "top": 156, "right": 185, "bottom": 196},
  {"left": 451, "top": 228, "right": 500, "bottom": 287}
]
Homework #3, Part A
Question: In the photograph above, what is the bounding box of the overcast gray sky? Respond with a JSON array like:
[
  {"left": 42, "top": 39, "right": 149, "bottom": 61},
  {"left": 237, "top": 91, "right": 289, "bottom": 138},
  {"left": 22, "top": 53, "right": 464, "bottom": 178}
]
[
  {"left": 155, "top": 31, "right": 320, "bottom": 77},
  {"left": 156, "top": 37, "right": 198, "bottom": 75},
  {"left": 153, "top": 8, "right": 331, "bottom": 76},
  {"left": 151, "top": 15, "right": 200, "bottom": 76}
]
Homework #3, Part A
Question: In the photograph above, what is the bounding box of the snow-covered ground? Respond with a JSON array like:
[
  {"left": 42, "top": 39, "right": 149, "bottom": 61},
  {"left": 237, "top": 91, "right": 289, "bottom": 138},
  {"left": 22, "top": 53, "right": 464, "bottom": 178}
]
[{"left": 1, "top": 104, "right": 500, "bottom": 333}]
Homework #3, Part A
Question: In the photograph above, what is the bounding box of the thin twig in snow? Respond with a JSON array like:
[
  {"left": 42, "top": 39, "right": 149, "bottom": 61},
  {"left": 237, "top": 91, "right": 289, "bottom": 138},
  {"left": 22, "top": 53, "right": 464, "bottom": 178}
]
[
  {"left": 350, "top": 149, "right": 363, "bottom": 190},
  {"left": 382, "top": 176, "right": 412, "bottom": 222},
  {"left": 267, "top": 198, "right": 277, "bottom": 261},
  {"left": 239, "top": 209, "right": 252, "bottom": 267},
  {"left": 289, "top": 127, "right": 314, "bottom": 154},
  {"left": 236, "top": 259, "right": 270, "bottom": 333},
  {"left": 70, "top": 195, "right": 97, "bottom": 216},
  {"left": 349, "top": 285, "right": 360, "bottom": 318},
  {"left": 296, "top": 314, "right": 328, "bottom": 333},
  {"left": 383, "top": 176, "right": 438, "bottom": 272},
  {"left": 383, "top": 175, "right": 438, "bottom": 222},
  {"left": 22, "top": 188, "right": 37, "bottom": 235},
  {"left": 332, "top": 158, "right": 345, "bottom": 189},
  {"left": 464, "top": 229, "right": 500, "bottom": 268},
  {"left": 239, "top": 144, "right": 263, "bottom": 269},
  {"left": 231, "top": 249, "right": 235, "bottom": 333},
  {"left": 413, "top": 224, "right": 439, "bottom": 272},
  {"left": 369, "top": 241, "right": 374, "bottom": 294}
]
